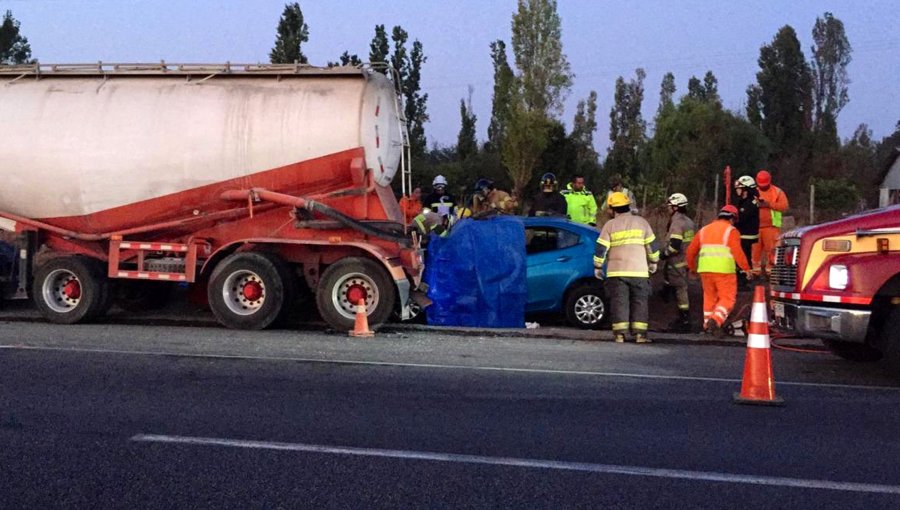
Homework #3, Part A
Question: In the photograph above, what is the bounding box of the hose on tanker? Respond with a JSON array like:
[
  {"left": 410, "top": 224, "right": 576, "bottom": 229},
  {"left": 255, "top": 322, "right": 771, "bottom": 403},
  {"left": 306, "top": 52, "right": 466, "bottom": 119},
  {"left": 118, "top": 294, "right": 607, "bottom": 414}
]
[{"left": 304, "top": 200, "right": 412, "bottom": 247}]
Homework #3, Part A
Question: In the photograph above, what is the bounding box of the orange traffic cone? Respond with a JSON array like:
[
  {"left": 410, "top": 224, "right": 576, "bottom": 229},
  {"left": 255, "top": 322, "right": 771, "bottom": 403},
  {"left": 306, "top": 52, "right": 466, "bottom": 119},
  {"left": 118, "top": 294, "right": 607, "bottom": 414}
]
[
  {"left": 349, "top": 299, "right": 375, "bottom": 338},
  {"left": 733, "top": 285, "right": 784, "bottom": 406}
]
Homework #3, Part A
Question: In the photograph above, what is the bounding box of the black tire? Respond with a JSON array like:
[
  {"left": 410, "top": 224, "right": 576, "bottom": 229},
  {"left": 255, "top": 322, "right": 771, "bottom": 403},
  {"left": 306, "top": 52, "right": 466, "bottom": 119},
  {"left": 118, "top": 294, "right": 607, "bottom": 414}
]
[
  {"left": 316, "top": 257, "right": 395, "bottom": 332},
  {"left": 207, "top": 252, "right": 287, "bottom": 330},
  {"left": 565, "top": 283, "right": 606, "bottom": 329},
  {"left": 259, "top": 252, "right": 299, "bottom": 327},
  {"left": 822, "top": 339, "right": 883, "bottom": 362},
  {"left": 880, "top": 304, "right": 900, "bottom": 372},
  {"left": 33, "top": 256, "right": 107, "bottom": 324}
]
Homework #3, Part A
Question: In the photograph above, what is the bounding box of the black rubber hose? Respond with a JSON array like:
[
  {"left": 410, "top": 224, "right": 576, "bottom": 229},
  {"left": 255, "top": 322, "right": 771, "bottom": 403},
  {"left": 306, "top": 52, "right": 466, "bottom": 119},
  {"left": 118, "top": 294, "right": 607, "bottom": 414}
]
[{"left": 304, "top": 201, "right": 412, "bottom": 247}]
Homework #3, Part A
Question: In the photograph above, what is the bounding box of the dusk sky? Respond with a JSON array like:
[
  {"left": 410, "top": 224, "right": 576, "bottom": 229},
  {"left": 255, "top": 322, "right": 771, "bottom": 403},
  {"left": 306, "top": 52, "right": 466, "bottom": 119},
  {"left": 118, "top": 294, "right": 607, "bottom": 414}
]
[{"left": 6, "top": 1, "right": 899, "bottom": 155}]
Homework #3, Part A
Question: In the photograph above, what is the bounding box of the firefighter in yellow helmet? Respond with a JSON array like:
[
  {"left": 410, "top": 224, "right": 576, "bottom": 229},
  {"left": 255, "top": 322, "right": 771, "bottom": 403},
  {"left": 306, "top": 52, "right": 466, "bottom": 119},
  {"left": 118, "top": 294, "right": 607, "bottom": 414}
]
[{"left": 593, "top": 192, "right": 660, "bottom": 343}]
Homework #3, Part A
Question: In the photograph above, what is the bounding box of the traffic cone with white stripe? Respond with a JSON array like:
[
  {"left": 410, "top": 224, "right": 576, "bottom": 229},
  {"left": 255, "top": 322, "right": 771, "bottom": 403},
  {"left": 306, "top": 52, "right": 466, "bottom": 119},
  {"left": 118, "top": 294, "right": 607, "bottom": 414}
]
[
  {"left": 349, "top": 299, "right": 375, "bottom": 338},
  {"left": 733, "top": 285, "right": 784, "bottom": 406}
]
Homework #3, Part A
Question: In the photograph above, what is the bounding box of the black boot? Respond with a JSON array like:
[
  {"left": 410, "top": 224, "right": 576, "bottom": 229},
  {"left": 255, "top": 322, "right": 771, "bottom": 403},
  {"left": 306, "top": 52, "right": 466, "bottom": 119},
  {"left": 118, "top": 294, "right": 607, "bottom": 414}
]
[{"left": 668, "top": 310, "right": 691, "bottom": 332}]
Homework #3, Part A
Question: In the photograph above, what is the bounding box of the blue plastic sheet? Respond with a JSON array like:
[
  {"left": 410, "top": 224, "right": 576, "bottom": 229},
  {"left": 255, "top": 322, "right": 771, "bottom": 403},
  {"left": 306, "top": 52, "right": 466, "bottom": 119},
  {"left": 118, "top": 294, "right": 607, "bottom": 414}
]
[{"left": 424, "top": 216, "right": 527, "bottom": 328}]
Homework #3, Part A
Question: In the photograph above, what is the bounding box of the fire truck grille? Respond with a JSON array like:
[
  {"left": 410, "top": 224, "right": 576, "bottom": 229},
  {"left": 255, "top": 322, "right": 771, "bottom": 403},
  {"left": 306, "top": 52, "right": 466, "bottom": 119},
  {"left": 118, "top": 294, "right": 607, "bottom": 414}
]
[{"left": 770, "top": 245, "right": 798, "bottom": 288}]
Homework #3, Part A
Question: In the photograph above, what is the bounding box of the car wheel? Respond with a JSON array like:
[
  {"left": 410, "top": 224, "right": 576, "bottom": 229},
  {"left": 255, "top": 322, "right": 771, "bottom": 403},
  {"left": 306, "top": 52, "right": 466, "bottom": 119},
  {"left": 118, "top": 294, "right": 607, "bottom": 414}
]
[
  {"left": 565, "top": 283, "right": 606, "bottom": 329},
  {"left": 316, "top": 258, "right": 395, "bottom": 332}
]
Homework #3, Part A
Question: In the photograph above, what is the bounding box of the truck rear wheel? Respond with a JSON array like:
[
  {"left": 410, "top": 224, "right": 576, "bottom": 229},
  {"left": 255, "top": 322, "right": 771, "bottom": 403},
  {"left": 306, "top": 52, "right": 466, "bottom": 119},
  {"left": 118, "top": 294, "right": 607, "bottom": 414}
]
[
  {"left": 316, "top": 258, "right": 395, "bottom": 332},
  {"left": 208, "top": 252, "right": 288, "bottom": 330},
  {"left": 880, "top": 304, "right": 900, "bottom": 372},
  {"left": 33, "top": 256, "right": 108, "bottom": 324}
]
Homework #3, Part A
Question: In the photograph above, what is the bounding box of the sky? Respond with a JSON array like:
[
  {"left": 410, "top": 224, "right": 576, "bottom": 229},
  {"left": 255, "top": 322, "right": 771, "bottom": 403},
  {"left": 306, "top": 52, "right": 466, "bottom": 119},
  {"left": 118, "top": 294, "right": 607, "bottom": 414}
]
[{"left": 5, "top": 0, "right": 899, "bottom": 155}]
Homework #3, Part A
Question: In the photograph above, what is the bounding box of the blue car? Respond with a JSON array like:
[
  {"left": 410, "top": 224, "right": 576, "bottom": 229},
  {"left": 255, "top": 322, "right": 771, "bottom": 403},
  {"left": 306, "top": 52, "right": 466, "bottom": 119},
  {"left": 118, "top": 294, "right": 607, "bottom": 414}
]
[{"left": 522, "top": 217, "right": 607, "bottom": 329}]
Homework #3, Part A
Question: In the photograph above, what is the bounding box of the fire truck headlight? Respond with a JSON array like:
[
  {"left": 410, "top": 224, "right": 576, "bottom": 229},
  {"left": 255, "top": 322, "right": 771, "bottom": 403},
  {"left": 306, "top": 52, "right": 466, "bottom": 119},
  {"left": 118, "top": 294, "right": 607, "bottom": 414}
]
[{"left": 828, "top": 264, "right": 849, "bottom": 290}]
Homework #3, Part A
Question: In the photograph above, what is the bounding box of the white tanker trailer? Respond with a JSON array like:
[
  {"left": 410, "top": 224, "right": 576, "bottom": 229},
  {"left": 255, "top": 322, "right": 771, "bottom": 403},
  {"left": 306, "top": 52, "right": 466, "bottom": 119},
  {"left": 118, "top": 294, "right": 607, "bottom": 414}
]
[{"left": 0, "top": 62, "right": 422, "bottom": 331}]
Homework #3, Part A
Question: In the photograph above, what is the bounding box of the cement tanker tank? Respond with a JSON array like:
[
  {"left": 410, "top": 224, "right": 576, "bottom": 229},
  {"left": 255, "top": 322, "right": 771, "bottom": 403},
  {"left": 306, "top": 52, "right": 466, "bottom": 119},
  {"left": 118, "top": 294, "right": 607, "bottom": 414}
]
[
  {"left": 0, "top": 63, "right": 405, "bottom": 232},
  {"left": 0, "top": 63, "right": 420, "bottom": 332}
]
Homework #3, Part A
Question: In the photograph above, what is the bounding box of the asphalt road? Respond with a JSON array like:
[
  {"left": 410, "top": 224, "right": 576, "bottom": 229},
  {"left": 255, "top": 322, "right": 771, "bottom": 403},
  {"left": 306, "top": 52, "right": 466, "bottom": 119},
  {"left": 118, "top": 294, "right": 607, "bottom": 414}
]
[{"left": 2, "top": 321, "right": 900, "bottom": 509}]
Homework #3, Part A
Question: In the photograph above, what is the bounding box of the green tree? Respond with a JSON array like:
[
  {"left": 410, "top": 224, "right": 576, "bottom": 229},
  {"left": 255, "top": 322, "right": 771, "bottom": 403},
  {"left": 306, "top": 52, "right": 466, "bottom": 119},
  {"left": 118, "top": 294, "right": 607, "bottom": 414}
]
[
  {"left": 390, "top": 26, "right": 409, "bottom": 84},
  {"left": 404, "top": 39, "right": 429, "bottom": 157},
  {"left": 687, "top": 71, "right": 720, "bottom": 105},
  {"left": 502, "top": 98, "right": 550, "bottom": 200},
  {"left": 1, "top": 10, "right": 32, "bottom": 64},
  {"left": 510, "top": 0, "right": 573, "bottom": 117},
  {"left": 487, "top": 40, "right": 515, "bottom": 152},
  {"left": 657, "top": 72, "right": 676, "bottom": 117},
  {"left": 327, "top": 51, "right": 361, "bottom": 67},
  {"left": 457, "top": 86, "right": 478, "bottom": 161},
  {"left": 811, "top": 12, "right": 852, "bottom": 146},
  {"left": 747, "top": 25, "right": 813, "bottom": 156},
  {"left": 570, "top": 90, "right": 599, "bottom": 176},
  {"left": 269, "top": 2, "right": 309, "bottom": 64},
  {"left": 369, "top": 25, "right": 389, "bottom": 67},
  {"left": 606, "top": 68, "right": 647, "bottom": 182}
]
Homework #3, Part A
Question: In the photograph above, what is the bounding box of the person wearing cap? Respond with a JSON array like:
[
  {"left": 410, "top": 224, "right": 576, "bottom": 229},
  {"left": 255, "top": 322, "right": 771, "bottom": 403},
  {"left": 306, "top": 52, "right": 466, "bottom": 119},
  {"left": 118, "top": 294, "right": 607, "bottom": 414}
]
[
  {"left": 422, "top": 175, "right": 457, "bottom": 219},
  {"left": 733, "top": 175, "right": 760, "bottom": 289},
  {"left": 659, "top": 192, "right": 696, "bottom": 332},
  {"left": 529, "top": 172, "right": 568, "bottom": 217},
  {"left": 471, "top": 178, "right": 516, "bottom": 215},
  {"left": 599, "top": 173, "right": 638, "bottom": 217},
  {"left": 399, "top": 186, "right": 423, "bottom": 225},
  {"left": 685, "top": 205, "right": 752, "bottom": 337},
  {"left": 561, "top": 174, "right": 598, "bottom": 225},
  {"left": 752, "top": 170, "right": 789, "bottom": 276},
  {"left": 593, "top": 191, "right": 660, "bottom": 343}
]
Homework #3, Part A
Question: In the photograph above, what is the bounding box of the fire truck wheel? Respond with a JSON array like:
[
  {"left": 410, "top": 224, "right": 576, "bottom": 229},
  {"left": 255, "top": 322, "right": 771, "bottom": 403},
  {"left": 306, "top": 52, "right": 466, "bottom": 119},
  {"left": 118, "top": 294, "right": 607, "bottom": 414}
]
[
  {"left": 880, "top": 305, "right": 900, "bottom": 372},
  {"left": 33, "top": 256, "right": 108, "bottom": 324},
  {"left": 208, "top": 252, "right": 287, "bottom": 330},
  {"left": 316, "top": 258, "right": 395, "bottom": 332}
]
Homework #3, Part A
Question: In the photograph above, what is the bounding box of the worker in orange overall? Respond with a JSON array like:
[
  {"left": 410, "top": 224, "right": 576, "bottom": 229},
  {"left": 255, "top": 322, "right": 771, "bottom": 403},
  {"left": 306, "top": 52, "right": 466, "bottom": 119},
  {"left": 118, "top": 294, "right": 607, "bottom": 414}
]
[
  {"left": 685, "top": 205, "right": 752, "bottom": 337},
  {"left": 399, "top": 186, "right": 423, "bottom": 225},
  {"left": 752, "top": 170, "right": 789, "bottom": 276}
]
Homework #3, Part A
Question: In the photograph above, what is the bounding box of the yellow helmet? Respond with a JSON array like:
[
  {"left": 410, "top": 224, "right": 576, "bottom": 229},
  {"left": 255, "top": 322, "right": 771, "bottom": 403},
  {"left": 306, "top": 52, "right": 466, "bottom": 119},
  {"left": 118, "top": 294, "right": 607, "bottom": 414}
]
[{"left": 607, "top": 191, "right": 631, "bottom": 208}]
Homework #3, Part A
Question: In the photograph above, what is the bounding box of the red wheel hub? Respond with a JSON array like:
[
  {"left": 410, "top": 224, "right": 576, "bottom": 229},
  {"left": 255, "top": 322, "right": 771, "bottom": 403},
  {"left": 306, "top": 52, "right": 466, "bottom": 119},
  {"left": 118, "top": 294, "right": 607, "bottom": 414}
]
[
  {"left": 242, "top": 281, "right": 263, "bottom": 301},
  {"left": 63, "top": 280, "right": 81, "bottom": 299},
  {"left": 346, "top": 285, "right": 367, "bottom": 305}
]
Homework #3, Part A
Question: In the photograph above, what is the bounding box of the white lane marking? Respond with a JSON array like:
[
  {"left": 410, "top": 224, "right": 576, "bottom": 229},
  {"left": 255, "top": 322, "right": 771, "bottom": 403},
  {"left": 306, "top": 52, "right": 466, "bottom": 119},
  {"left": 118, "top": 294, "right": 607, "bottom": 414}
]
[
  {"left": 3, "top": 344, "right": 899, "bottom": 391},
  {"left": 131, "top": 434, "right": 900, "bottom": 495}
]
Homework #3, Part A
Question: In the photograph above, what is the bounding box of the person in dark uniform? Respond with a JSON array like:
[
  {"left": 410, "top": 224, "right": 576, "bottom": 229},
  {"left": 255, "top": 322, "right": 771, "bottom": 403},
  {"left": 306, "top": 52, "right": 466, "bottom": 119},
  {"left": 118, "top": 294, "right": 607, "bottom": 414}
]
[
  {"left": 733, "top": 175, "right": 759, "bottom": 290},
  {"left": 528, "top": 172, "right": 568, "bottom": 217}
]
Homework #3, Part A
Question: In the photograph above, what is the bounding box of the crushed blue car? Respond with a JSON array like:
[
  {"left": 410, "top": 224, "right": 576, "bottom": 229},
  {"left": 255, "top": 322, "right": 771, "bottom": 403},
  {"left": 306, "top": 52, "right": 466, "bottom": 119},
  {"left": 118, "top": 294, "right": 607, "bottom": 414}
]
[{"left": 522, "top": 217, "right": 607, "bottom": 329}]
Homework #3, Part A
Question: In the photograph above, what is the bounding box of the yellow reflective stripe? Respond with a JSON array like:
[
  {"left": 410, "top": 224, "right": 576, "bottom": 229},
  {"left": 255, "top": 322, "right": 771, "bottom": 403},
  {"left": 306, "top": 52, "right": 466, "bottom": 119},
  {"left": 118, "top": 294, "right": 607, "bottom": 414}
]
[
  {"left": 740, "top": 234, "right": 759, "bottom": 240},
  {"left": 673, "top": 262, "right": 687, "bottom": 268},
  {"left": 612, "top": 322, "right": 629, "bottom": 331},
  {"left": 607, "top": 271, "right": 650, "bottom": 277},
  {"left": 593, "top": 256, "right": 604, "bottom": 265},
  {"left": 632, "top": 322, "right": 648, "bottom": 331},
  {"left": 670, "top": 234, "right": 684, "bottom": 240},
  {"left": 644, "top": 234, "right": 656, "bottom": 245},
  {"left": 677, "top": 304, "right": 689, "bottom": 310},
  {"left": 597, "top": 238, "right": 611, "bottom": 247},
  {"left": 648, "top": 250, "right": 660, "bottom": 262},
  {"left": 609, "top": 229, "right": 646, "bottom": 241}
]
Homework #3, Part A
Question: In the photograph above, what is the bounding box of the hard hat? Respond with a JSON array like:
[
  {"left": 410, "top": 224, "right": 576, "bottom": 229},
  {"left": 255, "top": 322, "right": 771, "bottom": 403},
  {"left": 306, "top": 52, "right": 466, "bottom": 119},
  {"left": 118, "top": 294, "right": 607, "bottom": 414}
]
[
  {"left": 718, "top": 204, "right": 739, "bottom": 220},
  {"left": 736, "top": 175, "right": 756, "bottom": 189},
  {"left": 607, "top": 191, "right": 631, "bottom": 208},
  {"left": 474, "top": 178, "right": 493, "bottom": 193},
  {"left": 756, "top": 170, "right": 771, "bottom": 187},
  {"left": 540, "top": 172, "right": 558, "bottom": 189},
  {"left": 432, "top": 175, "right": 448, "bottom": 187},
  {"left": 667, "top": 193, "right": 688, "bottom": 207}
]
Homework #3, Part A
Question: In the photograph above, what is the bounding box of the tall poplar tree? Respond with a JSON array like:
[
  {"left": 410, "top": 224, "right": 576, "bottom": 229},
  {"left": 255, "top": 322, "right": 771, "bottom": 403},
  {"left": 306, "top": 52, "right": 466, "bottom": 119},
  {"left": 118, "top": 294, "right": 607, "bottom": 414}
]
[
  {"left": 457, "top": 86, "right": 478, "bottom": 161},
  {"left": 487, "top": 40, "right": 515, "bottom": 152},
  {"left": 510, "top": 0, "right": 573, "bottom": 117},
  {"left": 606, "top": 68, "right": 647, "bottom": 181},
  {"left": 657, "top": 72, "right": 676, "bottom": 117},
  {"left": 1, "top": 10, "right": 32, "bottom": 64},
  {"left": 269, "top": 3, "right": 309, "bottom": 64},
  {"left": 811, "top": 12, "right": 852, "bottom": 145}
]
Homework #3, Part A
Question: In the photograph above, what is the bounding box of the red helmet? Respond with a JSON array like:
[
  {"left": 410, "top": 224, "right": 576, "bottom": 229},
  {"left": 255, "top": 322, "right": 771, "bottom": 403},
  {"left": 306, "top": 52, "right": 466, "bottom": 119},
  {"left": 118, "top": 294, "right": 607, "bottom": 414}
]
[
  {"left": 756, "top": 170, "right": 771, "bottom": 187},
  {"left": 719, "top": 204, "right": 739, "bottom": 220}
]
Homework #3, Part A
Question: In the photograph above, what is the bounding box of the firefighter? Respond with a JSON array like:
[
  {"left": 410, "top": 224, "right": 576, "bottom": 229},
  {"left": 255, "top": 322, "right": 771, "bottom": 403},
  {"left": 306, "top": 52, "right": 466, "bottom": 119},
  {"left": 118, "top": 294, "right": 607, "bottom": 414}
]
[
  {"left": 528, "top": 172, "right": 568, "bottom": 217},
  {"left": 599, "top": 174, "right": 638, "bottom": 217},
  {"left": 685, "top": 205, "right": 752, "bottom": 337},
  {"left": 399, "top": 186, "right": 423, "bottom": 225},
  {"left": 422, "top": 175, "right": 457, "bottom": 219},
  {"left": 659, "top": 193, "right": 695, "bottom": 332},
  {"left": 733, "top": 175, "right": 760, "bottom": 290},
  {"left": 412, "top": 209, "right": 449, "bottom": 245},
  {"left": 752, "top": 170, "right": 789, "bottom": 276},
  {"left": 471, "top": 178, "right": 517, "bottom": 215},
  {"left": 593, "top": 192, "right": 660, "bottom": 343},
  {"left": 561, "top": 174, "right": 598, "bottom": 225}
]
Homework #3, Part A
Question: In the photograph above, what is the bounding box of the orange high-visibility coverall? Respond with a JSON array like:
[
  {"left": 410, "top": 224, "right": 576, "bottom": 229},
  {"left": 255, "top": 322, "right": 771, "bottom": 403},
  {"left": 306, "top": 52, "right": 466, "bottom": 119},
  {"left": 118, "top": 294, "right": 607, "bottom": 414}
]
[
  {"left": 686, "top": 219, "right": 751, "bottom": 327},
  {"left": 752, "top": 185, "right": 789, "bottom": 274}
]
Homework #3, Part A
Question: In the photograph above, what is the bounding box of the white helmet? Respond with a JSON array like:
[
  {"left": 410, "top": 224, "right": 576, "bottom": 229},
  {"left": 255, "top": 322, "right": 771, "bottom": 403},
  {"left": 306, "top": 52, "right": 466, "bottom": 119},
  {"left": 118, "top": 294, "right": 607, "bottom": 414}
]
[
  {"left": 736, "top": 175, "right": 756, "bottom": 189},
  {"left": 432, "top": 175, "right": 448, "bottom": 187},
  {"left": 667, "top": 193, "right": 688, "bottom": 207}
]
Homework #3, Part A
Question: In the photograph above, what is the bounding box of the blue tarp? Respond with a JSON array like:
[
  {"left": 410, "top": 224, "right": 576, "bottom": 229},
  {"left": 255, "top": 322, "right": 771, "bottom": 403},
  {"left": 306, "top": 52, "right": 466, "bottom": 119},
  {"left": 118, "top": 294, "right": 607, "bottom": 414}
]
[
  {"left": 0, "top": 241, "right": 14, "bottom": 276},
  {"left": 424, "top": 216, "right": 527, "bottom": 328}
]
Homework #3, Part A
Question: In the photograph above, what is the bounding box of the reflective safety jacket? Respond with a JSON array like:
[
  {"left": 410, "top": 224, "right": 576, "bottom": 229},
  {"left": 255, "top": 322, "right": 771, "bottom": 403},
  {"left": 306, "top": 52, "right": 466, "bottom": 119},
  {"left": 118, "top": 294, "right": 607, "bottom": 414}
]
[
  {"left": 594, "top": 213, "right": 660, "bottom": 278},
  {"left": 422, "top": 191, "right": 457, "bottom": 218},
  {"left": 664, "top": 211, "right": 696, "bottom": 268},
  {"left": 399, "top": 195, "right": 423, "bottom": 224},
  {"left": 734, "top": 190, "right": 760, "bottom": 240},
  {"left": 562, "top": 184, "right": 598, "bottom": 225},
  {"left": 686, "top": 219, "right": 750, "bottom": 274},
  {"left": 757, "top": 185, "right": 788, "bottom": 229},
  {"left": 599, "top": 188, "right": 638, "bottom": 215}
]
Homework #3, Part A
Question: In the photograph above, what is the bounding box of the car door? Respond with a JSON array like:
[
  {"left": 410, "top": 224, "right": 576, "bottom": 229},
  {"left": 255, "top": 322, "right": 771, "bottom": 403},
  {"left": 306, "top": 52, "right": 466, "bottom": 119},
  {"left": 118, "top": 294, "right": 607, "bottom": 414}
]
[{"left": 525, "top": 225, "right": 584, "bottom": 312}]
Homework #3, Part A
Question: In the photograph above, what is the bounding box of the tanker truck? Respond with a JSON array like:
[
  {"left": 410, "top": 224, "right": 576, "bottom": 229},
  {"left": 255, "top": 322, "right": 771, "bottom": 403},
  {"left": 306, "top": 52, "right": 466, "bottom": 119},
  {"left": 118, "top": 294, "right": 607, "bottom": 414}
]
[{"left": 0, "top": 62, "right": 423, "bottom": 331}]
